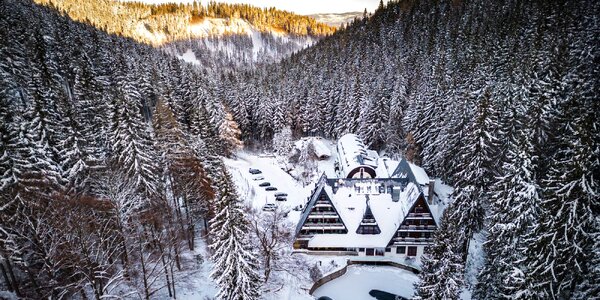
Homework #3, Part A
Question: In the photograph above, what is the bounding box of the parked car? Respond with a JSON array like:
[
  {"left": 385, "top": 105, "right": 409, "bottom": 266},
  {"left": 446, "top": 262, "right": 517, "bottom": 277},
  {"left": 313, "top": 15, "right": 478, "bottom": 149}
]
[
  {"left": 275, "top": 196, "right": 287, "bottom": 201},
  {"left": 252, "top": 176, "right": 265, "bottom": 181},
  {"left": 249, "top": 168, "right": 262, "bottom": 174},
  {"left": 265, "top": 186, "right": 278, "bottom": 191},
  {"left": 274, "top": 192, "right": 288, "bottom": 197},
  {"left": 262, "top": 203, "right": 276, "bottom": 211},
  {"left": 259, "top": 182, "right": 271, "bottom": 187}
]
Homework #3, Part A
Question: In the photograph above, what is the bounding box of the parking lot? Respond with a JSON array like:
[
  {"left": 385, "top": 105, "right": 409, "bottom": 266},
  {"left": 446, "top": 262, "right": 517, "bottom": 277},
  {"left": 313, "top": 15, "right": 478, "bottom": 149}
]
[{"left": 224, "top": 153, "right": 313, "bottom": 223}]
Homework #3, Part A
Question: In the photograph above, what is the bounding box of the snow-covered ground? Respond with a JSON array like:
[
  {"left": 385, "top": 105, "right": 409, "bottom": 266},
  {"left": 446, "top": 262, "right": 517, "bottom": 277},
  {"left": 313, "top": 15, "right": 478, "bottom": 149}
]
[
  {"left": 177, "top": 49, "right": 200, "bottom": 65},
  {"left": 177, "top": 138, "right": 457, "bottom": 300},
  {"left": 167, "top": 233, "right": 218, "bottom": 299},
  {"left": 313, "top": 265, "right": 419, "bottom": 300},
  {"left": 225, "top": 152, "right": 314, "bottom": 225}
]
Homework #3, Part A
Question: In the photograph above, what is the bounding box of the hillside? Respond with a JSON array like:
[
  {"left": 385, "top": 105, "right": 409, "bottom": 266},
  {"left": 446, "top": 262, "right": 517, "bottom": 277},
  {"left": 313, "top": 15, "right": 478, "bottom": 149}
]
[
  {"left": 223, "top": 0, "right": 599, "bottom": 298},
  {"left": 0, "top": 0, "right": 238, "bottom": 297},
  {"left": 35, "top": 0, "right": 336, "bottom": 69},
  {"left": 309, "top": 12, "right": 363, "bottom": 27}
]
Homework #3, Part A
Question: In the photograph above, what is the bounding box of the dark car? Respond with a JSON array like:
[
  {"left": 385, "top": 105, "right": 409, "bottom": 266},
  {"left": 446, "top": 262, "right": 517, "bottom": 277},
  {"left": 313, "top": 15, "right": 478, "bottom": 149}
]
[
  {"left": 265, "top": 186, "right": 278, "bottom": 191},
  {"left": 249, "top": 168, "right": 262, "bottom": 174},
  {"left": 259, "top": 182, "right": 271, "bottom": 187},
  {"left": 262, "top": 203, "right": 276, "bottom": 211},
  {"left": 275, "top": 195, "right": 287, "bottom": 201},
  {"left": 274, "top": 192, "right": 288, "bottom": 197}
]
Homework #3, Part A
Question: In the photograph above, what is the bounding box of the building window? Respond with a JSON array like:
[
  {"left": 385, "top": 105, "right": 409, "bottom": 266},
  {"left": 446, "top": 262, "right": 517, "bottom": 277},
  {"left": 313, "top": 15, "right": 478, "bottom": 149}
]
[
  {"left": 408, "top": 246, "right": 417, "bottom": 256},
  {"left": 359, "top": 248, "right": 365, "bottom": 252},
  {"left": 396, "top": 246, "right": 406, "bottom": 254},
  {"left": 385, "top": 248, "right": 391, "bottom": 252},
  {"left": 366, "top": 248, "right": 375, "bottom": 256},
  {"left": 376, "top": 249, "right": 385, "bottom": 256}
]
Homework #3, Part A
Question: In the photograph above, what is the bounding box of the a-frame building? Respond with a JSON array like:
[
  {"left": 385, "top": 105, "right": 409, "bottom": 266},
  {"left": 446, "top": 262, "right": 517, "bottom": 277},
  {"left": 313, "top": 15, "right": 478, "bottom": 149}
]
[{"left": 294, "top": 174, "right": 348, "bottom": 249}]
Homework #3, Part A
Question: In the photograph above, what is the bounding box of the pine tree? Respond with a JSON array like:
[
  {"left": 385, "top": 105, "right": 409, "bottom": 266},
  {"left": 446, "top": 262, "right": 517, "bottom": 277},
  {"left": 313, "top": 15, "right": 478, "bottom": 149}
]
[
  {"left": 109, "top": 63, "right": 160, "bottom": 197},
  {"left": 474, "top": 106, "right": 541, "bottom": 299},
  {"left": 449, "top": 84, "right": 501, "bottom": 260},
  {"left": 523, "top": 67, "right": 599, "bottom": 299},
  {"left": 415, "top": 210, "right": 464, "bottom": 300},
  {"left": 209, "top": 168, "right": 261, "bottom": 300}
]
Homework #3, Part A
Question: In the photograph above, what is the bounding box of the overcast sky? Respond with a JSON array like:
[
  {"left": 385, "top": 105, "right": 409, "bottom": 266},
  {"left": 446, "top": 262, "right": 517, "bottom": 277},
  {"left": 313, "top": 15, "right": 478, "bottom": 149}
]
[{"left": 124, "top": 0, "right": 384, "bottom": 15}]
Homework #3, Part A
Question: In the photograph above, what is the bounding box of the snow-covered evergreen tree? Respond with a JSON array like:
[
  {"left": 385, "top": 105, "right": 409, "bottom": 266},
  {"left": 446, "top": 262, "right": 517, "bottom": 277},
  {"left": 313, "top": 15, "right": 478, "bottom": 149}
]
[
  {"left": 475, "top": 106, "right": 541, "bottom": 299},
  {"left": 415, "top": 210, "right": 464, "bottom": 300},
  {"left": 209, "top": 168, "right": 261, "bottom": 300}
]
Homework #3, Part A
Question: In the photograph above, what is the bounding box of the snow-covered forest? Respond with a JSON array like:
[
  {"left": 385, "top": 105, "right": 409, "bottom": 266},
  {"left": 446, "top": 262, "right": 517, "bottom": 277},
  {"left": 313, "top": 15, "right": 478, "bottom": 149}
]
[
  {"left": 221, "top": 0, "right": 599, "bottom": 298},
  {"left": 0, "top": 0, "right": 252, "bottom": 297},
  {"left": 1, "top": 0, "right": 598, "bottom": 299},
  {"left": 35, "top": 0, "right": 336, "bottom": 70}
]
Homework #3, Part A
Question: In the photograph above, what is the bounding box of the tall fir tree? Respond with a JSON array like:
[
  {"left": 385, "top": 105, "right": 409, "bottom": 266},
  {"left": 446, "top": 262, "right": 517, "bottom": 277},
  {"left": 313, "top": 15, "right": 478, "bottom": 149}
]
[{"left": 209, "top": 168, "right": 261, "bottom": 300}]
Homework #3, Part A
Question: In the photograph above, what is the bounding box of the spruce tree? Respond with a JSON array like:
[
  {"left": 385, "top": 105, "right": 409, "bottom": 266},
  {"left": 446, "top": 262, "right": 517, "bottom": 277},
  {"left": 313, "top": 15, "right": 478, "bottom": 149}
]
[
  {"left": 209, "top": 168, "right": 261, "bottom": 300},
  {"left": 415, "top": 210, "right": 464, "bottom": 300}
]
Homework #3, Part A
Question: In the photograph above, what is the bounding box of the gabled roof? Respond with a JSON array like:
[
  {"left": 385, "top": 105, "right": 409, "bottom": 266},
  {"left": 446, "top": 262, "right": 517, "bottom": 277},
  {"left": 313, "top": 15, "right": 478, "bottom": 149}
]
[
  {"left": 356, "top": 197, "right": 381, "bottom": 235},
  {"left": 391, "top": 158, "right": 427, "bottom": 191},
  {"left": 295, "top": 173, "right": 346, "bottom": 237},
  {"left": 337, "top": 134, "right": 378, "bottom": 178},
  {"left": 386, "top": 189, "right": 438, "bottom": 247}
]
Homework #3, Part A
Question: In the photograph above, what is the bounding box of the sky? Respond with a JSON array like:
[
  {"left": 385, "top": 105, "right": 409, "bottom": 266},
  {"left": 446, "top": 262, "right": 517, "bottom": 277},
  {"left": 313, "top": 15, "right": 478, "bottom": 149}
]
[{"left": 124, "top": 0, "right": 383, "bottom": 15}]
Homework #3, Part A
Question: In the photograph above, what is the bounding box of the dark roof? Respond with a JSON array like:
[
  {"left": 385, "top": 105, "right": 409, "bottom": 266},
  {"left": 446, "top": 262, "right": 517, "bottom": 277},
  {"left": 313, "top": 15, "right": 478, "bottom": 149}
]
[
  {"left": 390, "top": 158, "right": 424, "bottom": 194},
  {"left": 295, "top": 173, "right": 329, "bottom": 237},
  {"left": 356, "top": 197, "right": 381, "bottom": 234}
]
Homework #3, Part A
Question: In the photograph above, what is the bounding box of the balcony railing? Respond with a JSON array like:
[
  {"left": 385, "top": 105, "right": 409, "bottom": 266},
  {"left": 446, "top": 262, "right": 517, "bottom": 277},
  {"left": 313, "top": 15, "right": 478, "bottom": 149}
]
[
  {"left": 397, "top": 225, "right": 436, "bottom": 231},
  {"left": 308, "top": 214, "right": 340, "bottom": 219},
  {"left": 406, "top": 213, "right": 433, "bottom": 219},
  {"left": 391, "top": 237, "right": 434, "bottom": 244},
  {"left": 302, "top": 224, "right": 346, "bottom": 230}
]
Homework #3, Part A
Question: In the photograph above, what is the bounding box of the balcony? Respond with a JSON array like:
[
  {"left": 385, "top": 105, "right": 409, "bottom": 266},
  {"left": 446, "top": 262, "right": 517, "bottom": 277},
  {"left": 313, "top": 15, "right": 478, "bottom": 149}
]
[
  {"left": 392, "top": 237, "right": 434, "bottom": 244},
  {"left": 406, "top": 213, "right": 433, "bottom": 219},
  {"left": 397, "top": 225, "right": 436, "bottom": 231},
  {"left": 302, "top": 223, "right": 346, "bottom": 230},
  {"left": 308, "top": 214, "right": 340, "bottom": 219}
]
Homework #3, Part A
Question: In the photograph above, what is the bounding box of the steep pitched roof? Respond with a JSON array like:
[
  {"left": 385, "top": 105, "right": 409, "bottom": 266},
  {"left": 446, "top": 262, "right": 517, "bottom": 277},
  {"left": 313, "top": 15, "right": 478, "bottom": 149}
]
[
  {"left": 356, "top": 196, "right": 381, "bottom": 234},
  {"left": 294, "top": 173, "right": 347, "bottom": 237},
  {"left": 391, "top": 158, "right": 424, "bottom": 192}
]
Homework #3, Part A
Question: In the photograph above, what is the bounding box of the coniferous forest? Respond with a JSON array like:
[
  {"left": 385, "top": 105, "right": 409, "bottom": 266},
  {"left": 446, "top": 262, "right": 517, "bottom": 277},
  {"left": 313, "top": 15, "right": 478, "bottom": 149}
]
[
  {"left": 1, "top": 0, "right": 599, "bottom": 299},
  {"left": 226, "top": 1, "right": 598, "bottom": 298}
]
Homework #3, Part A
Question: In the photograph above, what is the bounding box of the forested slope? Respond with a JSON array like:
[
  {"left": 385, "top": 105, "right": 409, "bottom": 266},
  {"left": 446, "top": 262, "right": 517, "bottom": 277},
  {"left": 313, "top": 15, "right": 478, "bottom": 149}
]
[
  {"left": 36, "top": 0, "right": 337, "bottom": 70},
  {"left": 228, "top": 0, "right": 600, "bottom": 298},
  {"left": 0, "top": 0, "right": 246, "bottom": 297}
]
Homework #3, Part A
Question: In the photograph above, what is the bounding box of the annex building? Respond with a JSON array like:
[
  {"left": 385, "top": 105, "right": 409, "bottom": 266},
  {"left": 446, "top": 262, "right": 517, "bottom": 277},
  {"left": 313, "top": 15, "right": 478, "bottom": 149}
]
[{"left": 294, "top": 134, "right": 442, "bottom": 259}]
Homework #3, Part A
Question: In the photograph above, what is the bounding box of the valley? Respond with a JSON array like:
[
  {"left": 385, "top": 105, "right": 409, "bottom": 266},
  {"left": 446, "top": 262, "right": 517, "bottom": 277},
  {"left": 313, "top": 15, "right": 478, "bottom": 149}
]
[{"left": 0, "top": 0, "right": 598, "bottom": 299}]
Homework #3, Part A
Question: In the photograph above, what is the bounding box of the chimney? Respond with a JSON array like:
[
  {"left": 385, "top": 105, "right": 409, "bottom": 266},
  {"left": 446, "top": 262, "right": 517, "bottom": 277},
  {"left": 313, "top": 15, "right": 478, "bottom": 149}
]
[{"left": 427, "top": 179, "right": 436, "bottom": 205}]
